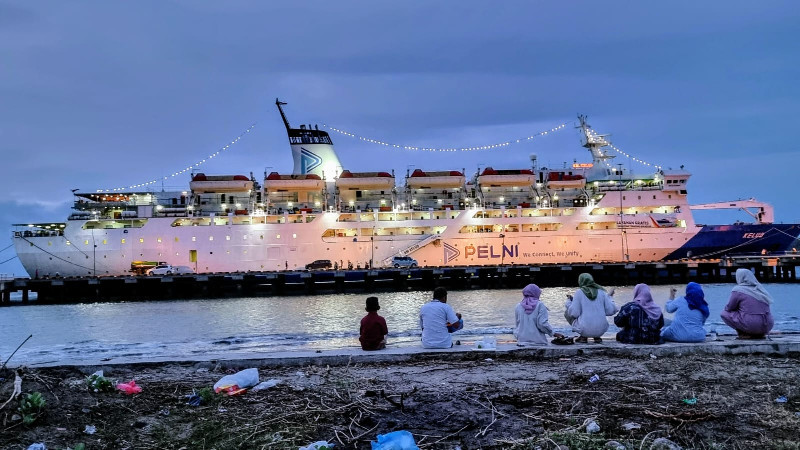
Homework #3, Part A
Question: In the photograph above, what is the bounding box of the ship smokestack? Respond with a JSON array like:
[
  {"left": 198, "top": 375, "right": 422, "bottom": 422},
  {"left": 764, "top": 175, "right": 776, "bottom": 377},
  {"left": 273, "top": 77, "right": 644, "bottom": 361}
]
[{"left": 275, "top": 98, "right": 342, "bottom": 181}]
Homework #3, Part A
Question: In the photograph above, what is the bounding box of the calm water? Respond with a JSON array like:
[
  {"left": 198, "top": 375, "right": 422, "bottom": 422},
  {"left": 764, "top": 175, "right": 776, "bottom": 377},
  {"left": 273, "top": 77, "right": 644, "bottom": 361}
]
[{"left": 2, "top": 283, "right": 800, "bottom": 366}]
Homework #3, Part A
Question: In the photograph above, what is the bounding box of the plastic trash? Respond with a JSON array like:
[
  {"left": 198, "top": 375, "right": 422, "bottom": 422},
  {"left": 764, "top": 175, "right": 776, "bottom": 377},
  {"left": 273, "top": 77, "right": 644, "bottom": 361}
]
[
  {"left": 299, "top": 441, "right": 334, "bottom": 450},
  {"left": 116, "top": 380, "right": 142, "bottom": 395},
  {"left": 251, "top": 379, "right": 281, "bottom": 391},
  {"left": 185, "top": 394, "right": 202, "bottom": 406},
  {"left": 371, "top": 430, "right": 419, "bottom": 450},
  {"left": 586, "top": 421, "right": 600, "bottom": 434},
  {"left": 213, "top": 368, "right": 259, "bottom": 395},
  {"left": 622, "top": 421, "right": 641, "bottom": 431},
  {"left": 682, "top": 398, "right": 697, "bottom": 405},
  {"left": 27, "top": 444, "right": 47, "bottom": 450},
  {"left": 84, "top": 424, "right": 97, "bottom": 435},
  {"left": 775, "top": 396, "right": 788, "bottom": 403},
  {"left": 473, "top": 336, "right": 497, "bottom": 350},
  {"left": 588, "top": 374, "right": 600, "bottom": 383}
]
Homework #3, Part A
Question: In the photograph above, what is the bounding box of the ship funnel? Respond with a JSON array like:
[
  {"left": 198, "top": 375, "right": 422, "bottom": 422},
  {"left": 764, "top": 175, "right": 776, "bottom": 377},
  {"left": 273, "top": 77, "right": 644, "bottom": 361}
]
[{"left": 276, "top": 98, "right": 343, "bottom": 181}]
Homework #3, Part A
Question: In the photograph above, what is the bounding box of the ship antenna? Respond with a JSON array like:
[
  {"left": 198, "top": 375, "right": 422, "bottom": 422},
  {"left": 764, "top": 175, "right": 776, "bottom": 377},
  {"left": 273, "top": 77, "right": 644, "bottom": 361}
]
[{"left": 275, "top": 98, "right": 291, "bottom": 131}]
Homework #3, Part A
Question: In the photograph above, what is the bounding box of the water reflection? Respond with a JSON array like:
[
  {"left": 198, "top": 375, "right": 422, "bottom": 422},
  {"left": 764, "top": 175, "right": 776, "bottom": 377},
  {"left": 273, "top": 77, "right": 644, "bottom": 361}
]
[{"left": 2, "top": 283, "right": 799, "bottom": 365}]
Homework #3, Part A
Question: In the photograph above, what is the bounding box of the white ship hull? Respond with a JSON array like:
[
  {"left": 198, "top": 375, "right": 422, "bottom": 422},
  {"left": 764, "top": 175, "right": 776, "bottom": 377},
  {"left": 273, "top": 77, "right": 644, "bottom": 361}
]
[{"left": 14, "top": 193, "right": 699, "bottom": 277}]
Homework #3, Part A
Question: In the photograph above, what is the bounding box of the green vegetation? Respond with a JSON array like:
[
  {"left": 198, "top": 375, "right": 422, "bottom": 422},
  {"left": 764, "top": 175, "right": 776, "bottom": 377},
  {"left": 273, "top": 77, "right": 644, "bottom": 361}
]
[
  {"left": 86, "top": 373, "right": 114, "bottom": 393},
  {"left": 18, "top": 391, "right": 46, "bottom": 426}
]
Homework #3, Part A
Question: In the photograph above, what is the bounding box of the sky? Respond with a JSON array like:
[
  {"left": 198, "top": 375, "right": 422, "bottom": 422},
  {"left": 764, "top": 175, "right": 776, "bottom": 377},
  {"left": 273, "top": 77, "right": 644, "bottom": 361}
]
[{"left": 1, "top": 1, "right": 799, "bottom": 276}]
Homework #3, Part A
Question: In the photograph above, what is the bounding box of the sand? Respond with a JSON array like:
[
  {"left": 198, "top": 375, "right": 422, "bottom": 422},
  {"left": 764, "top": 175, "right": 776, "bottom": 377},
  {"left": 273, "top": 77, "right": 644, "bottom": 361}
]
[{"left": 1, "top": 338, "right": 800, "bottom": 449}]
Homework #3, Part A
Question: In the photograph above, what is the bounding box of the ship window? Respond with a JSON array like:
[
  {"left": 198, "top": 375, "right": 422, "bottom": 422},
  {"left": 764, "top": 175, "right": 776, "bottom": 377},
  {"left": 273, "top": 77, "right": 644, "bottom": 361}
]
[
  {"left": 293, "top": 233, "right": 297, "bottom": 239},
  {"left": 668, "top": 195, "right": 672, "bottom": 199},
  {"left": 139, "top": 238, "right": 144, "bottom": 243},
  {"left": 209, "top": 236, "right": 214, "bottom": 241},
  {"left": 243, "top": 235, "right": 247, "bottom": 240},
  {"left": 653, "top": 195, "right": 656, "bottom": 199},
  {"left": 121, "top": 239, "right": 126, "bottom": 244},
  {"left": 637, "top": 196, "right": 641, "bottom": 200},
  {"left": 192, "top": 236, "right": 196, "bottom": 242},
  {"left": 277, "top": 234, "right": 281, "bottom": 239},
  {"left": 623, "top": 196, "right": 626, "bottom": 200},
  {"left": 226, "top": 235, "right": 231, "bottom": 241}
]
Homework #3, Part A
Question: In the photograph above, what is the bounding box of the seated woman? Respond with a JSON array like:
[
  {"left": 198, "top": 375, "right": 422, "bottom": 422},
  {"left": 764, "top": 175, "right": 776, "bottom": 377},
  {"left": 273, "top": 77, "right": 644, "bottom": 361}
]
[
  {"left": 565, "top": 273, "right": 618, "bottom": 343},
  {"left": 660, "top": 282, "right": 709, "bottom": 343},
  {"left": 614, "top": 283, "right": 664, "bottom": 344},
  {"left": 514, "top": 284, "right": 554, "bottom": 345},
  {"left": 721, "top": 269, "right": 774, "bottom": 339}
]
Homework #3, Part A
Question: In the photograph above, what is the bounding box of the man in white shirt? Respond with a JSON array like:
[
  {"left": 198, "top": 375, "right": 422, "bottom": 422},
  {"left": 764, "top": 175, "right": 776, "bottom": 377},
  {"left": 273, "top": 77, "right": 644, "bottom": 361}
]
[{"left": 419, "top": 287, "right": 462, "bottom": 348}]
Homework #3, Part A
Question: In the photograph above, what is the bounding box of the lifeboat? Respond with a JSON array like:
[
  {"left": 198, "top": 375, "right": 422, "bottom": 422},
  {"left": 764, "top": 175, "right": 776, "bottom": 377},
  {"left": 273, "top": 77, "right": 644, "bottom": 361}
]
[
  {"left": 263, "top": 172, "right": 324, "bottom": 191},
  {"left": 406, "top": 169, "right": 465, "bottom": 189},
  {"left": 190, "top": 174, "right": 254, "bottom": 193},
  {"left": 335, "top": 170, "right": 395, "bottom": 190},
  {"left": 546, "top": 172, "right": 586, "bottom": 189},
  {"left": 477, "top": 168, "right": 536, "bottom": 187}
]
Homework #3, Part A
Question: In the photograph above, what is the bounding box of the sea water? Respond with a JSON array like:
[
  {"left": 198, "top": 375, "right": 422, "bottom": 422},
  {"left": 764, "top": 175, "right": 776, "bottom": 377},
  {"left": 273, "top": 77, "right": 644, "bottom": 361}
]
[{"left": 1, "top": 283, "right": 799, "bottom": 366}]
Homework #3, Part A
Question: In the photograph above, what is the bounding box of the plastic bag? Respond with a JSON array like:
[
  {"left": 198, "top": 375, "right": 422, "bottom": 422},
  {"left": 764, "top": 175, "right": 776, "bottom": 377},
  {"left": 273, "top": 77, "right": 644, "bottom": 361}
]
[
  {"left": 213, "top": 368, "right": 259, "bottom": 394},
  {"left": 299, "top": 441, "right": 334, "bottom": 450},
  {"left": 251, "top": 379, "right": 281, "bottom": 391},
  {"left": 116, "top": 380, "right": 142, "bottom": 395},
  {"left": 371, "top": 430, "right": 419, "bottom": 450}
]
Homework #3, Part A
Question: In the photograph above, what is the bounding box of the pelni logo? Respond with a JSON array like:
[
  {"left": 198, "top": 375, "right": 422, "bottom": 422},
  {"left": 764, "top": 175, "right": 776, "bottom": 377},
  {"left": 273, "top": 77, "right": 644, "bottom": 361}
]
[
  {"left": 443, "top": 242, "right": 460, "bottom": 263},
  {"left": 300, "top": 147, "right": 322, "bottom": 173}
]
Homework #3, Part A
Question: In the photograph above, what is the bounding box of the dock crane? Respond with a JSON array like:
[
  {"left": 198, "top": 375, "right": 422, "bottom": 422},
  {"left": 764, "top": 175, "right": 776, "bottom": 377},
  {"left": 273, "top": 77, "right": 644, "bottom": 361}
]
[{"left": 689, "top": 198, "right": 774, "bottom": 224}]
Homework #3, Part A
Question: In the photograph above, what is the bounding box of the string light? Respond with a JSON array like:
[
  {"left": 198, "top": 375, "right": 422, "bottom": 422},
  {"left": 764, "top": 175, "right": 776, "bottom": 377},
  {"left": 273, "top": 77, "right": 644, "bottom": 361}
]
[
  {"left": 586, "top": 129, "right": 662, "bottom": 170},
  {"left": 97, "top": 123, "right": 256, "bottom": 193},
  {"left": 322, "top": 122, "right": 568, "bottom": 152}
]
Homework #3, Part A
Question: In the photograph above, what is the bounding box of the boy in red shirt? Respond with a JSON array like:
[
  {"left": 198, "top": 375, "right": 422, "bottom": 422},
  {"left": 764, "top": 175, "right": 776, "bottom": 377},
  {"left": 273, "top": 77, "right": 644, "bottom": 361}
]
[{"left": 359, "top": 297, "right": 388, "bottom": 350}]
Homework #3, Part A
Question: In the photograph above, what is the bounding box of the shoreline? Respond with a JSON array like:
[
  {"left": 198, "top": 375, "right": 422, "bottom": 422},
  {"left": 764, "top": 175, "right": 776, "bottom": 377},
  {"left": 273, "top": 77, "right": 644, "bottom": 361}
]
[{"left": 14, "top": 332, "right": 800, "bottom": 369}]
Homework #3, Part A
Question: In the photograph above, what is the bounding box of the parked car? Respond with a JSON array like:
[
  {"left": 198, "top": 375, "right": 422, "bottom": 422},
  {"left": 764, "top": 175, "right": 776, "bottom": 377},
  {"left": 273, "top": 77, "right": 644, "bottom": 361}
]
[
  {"left": 391, "top": 256, "right": 418, "bottom": 268},
  {"left": 146, "top": 264, "right": 175, "bottom": 276},
  {"left": 305, "top": 259, "right": 333, "bottom": 270},
  {"left": 172, "top": 266, "right": 195, "bottom": 274}
]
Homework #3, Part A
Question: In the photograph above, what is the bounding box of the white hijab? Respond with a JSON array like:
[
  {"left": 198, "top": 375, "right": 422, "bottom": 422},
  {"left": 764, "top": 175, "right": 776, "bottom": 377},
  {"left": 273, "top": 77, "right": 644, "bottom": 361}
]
[{"left": 732, "top": 268, "right": 773, "bottom": 305}]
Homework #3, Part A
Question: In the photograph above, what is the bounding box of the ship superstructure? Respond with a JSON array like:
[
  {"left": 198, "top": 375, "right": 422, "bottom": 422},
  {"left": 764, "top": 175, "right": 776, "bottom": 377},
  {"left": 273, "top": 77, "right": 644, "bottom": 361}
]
[{"left": 12, "top": 103, "right": 800, "bottom": 277}]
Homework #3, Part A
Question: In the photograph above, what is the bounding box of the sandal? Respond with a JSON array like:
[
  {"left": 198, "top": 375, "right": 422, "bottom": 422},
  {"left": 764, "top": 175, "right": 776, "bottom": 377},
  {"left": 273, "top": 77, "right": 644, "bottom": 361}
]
[
  {"left": 575, "top": 336, "right": 588, "bottom": 344},
  {"left": 593, "top": 337, "right": 603, "bottom": 344},
  {"left": 551, "top": 336, "right": 575, "bottom": 345}
]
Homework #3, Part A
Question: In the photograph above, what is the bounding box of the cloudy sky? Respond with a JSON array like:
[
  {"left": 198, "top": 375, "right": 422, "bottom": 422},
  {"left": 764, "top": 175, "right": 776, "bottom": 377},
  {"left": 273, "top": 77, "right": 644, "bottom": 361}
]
[{"left": 1, "top": 1, "right": 799, "bottom": 276}]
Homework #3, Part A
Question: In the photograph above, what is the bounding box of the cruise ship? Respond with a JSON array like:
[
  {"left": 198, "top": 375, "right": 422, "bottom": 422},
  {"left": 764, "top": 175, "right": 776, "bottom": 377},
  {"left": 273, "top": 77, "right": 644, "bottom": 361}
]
[{"left": 12, "top": 100, "right": 800, "bottom": 277}]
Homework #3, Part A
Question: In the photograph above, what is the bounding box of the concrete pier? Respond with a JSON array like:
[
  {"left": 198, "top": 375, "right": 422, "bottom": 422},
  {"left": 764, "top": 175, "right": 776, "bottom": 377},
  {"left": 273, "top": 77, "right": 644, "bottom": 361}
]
[
  {"left": 24, "top": 332, "right": 800, "bottom": 369},
  {"left": 1, "top": 256, "right": 797, "bottom": 306}
]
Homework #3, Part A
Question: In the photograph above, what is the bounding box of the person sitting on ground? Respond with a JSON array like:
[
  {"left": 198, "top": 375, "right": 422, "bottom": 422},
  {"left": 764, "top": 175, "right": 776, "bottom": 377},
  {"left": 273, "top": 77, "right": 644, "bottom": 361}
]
[
  {"left": 419, "top": 287, "right": 462, "bottom": 348},
  {"left": 359, "top": 296, "right": 388, "bottom": 351},
  {"left": 565, "top": 273, "right": 618, "bottom": 343},
  {"left": 720, "top": 269, "right": 774, "bottom": 339},
  {"left": 514, "top": 284, "right": 555, "bottom": 345},
  {"left": 660, "top": 282, "right": 709, "bottom": 343},
  {"left": 614, "top": 283, "right": 664, "bottom": 344}
]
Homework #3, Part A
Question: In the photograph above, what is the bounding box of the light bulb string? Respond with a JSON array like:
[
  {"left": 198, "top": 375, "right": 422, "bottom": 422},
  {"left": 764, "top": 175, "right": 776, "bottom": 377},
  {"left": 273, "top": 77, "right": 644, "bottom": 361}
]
[
  {"left": 322, "top": 122, "right": 568, "bottom": 152},
  {"left": 98, "top": 123, "right": 256, "bottom": 193}
]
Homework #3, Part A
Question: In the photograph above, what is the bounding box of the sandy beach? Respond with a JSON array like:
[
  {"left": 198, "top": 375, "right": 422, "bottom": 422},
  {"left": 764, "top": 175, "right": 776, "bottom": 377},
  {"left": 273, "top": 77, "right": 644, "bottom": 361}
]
[{"left": 2, "top": 337, "right": 800, "bottom": 450}]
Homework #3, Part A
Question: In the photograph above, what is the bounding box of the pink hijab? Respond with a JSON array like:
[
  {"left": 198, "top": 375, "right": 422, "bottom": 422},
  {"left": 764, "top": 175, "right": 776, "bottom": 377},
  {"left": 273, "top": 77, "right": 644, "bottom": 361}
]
[
  {"left": 521, "top": 284, "right": 541, "bottom": 314},
  {"left": 633, "top": 283, "right": 662, "bottom": 320}
]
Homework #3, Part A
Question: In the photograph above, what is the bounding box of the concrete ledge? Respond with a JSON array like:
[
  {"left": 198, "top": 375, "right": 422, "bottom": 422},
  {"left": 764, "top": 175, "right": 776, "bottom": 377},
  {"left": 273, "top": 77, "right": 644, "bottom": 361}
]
[{"left": 38, "top": 334, "right": 800, "bottom": 371}]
